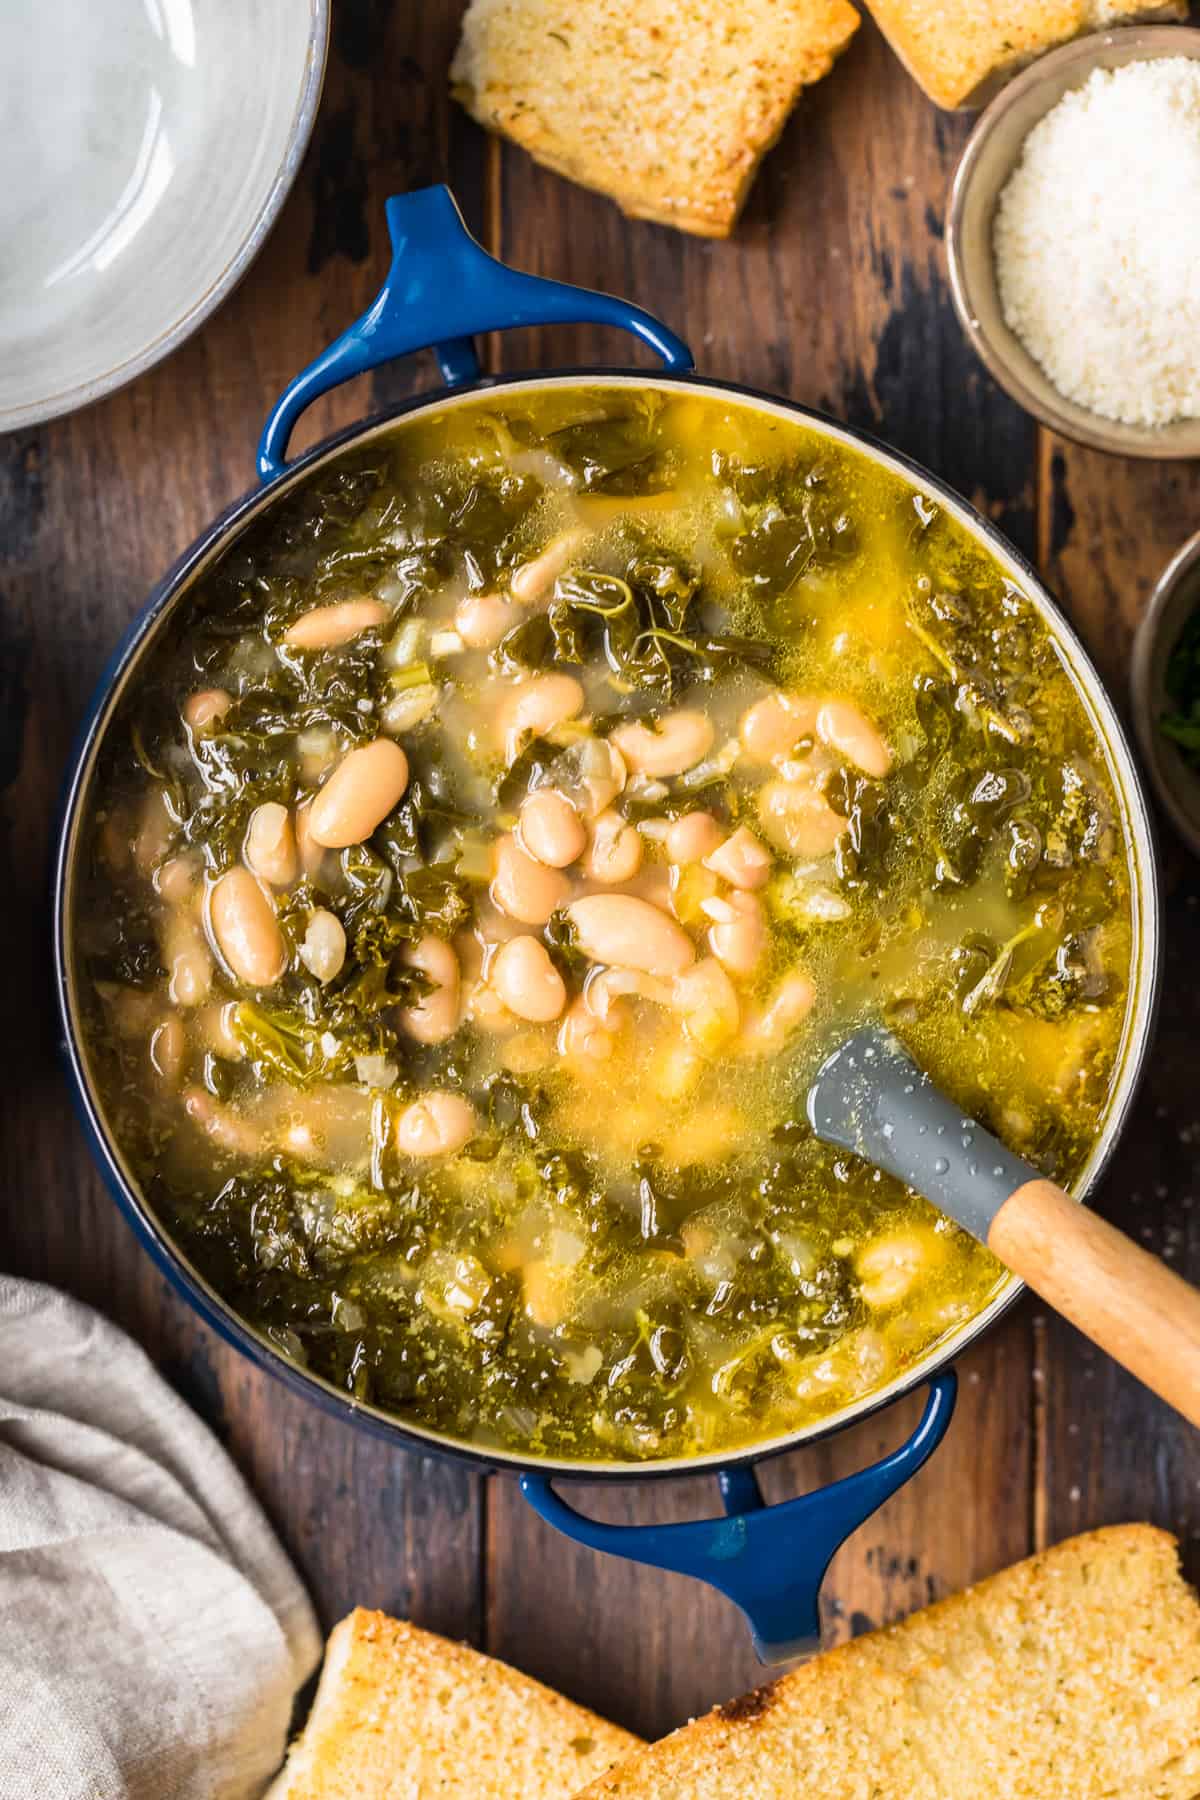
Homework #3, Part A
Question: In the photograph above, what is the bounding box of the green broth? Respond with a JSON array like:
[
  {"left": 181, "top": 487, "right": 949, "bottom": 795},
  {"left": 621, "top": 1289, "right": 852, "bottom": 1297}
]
[{"left": 74, "top": 385, "right": 1134, "bottom": 1461}]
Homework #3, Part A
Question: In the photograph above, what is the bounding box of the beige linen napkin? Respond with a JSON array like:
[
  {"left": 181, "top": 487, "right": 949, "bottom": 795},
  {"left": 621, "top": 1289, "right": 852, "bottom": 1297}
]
[{"left": 0, "top": 1275, "right": 322, "bottom": 1799}]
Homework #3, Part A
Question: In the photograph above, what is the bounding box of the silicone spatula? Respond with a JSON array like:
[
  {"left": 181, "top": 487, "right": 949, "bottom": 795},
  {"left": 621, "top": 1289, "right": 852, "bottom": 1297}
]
[{"left": 806, "top": 1025, "right": 1200, "bottom": 1429}]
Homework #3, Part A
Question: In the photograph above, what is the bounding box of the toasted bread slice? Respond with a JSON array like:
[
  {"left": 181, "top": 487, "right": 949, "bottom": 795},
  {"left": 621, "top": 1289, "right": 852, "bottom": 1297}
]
[
  {"left": 450, "top": 0, "right": 860, "bottom": 237},
  {"left": 267, "top": 1610, "right": 640, "bottom": 1799},
  {"left": 868, "top": 0, "right": 1187, "bottom": 110},
  {"left": 575, "top": 1525, "right": 1200, "bottom": 1799}
]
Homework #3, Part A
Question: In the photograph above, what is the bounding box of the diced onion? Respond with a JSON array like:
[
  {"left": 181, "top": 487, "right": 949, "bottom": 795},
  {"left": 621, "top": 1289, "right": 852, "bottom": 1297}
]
[
  {"left": 679, "top": 737, "right": 740, "bottom": 791},
  {"left": 562, "top": 1345, "right": 603, "bottom": 1385},
  {"left": 382, "top": 682, "right": 439, "bottom": 735},
  {"left": 384, "top": 619, "right": 427, "bottom": 668},
  {"left": 354, "top": 1053, "right": 398, "bottom": 1089}
]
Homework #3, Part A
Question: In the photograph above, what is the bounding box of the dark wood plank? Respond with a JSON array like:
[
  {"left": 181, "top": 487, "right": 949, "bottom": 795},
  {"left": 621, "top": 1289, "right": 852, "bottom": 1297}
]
[
  {"left": 0, "top": 0, "right": 485, "bottom": 1642},
  {"left": 1035, "top": 443, "right": 1200, "bottom": 1566},
  {"left": 484, "top": 18, "right": 1037, "bottom": 1738}
]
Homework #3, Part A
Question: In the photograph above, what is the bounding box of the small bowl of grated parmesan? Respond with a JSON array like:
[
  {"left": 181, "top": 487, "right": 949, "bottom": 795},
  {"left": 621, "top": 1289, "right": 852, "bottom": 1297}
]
[{"left": 947, "top": 26, "right": 1200, "bottom": 458}]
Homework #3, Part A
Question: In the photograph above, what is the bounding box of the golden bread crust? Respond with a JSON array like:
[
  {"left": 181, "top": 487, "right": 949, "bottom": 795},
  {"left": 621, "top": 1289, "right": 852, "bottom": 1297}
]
[
  {"left": 574, "top": 1526, "right": 1200, "bottom": 1799},
  {"left": 450, "top": 0, "right": 861, "bottom": 236},
  {"left": 268, "top": 1608, "right": 641, "bottom": 1799},
  {"left": 866, "top": 0, "right": 1187, "bottom": 109}
]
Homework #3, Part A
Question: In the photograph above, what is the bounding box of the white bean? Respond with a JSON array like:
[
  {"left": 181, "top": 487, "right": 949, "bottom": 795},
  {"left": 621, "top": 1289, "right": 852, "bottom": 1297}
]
[
  {"left": 163, "top": 911, "right": 213, "bottom": 1007},
  {"left": 491, "top": 833, "right": 570, "bottom": 925},
  {"left": 666, "top": 811, "right": 724, "bottom": 865},
  {"left": 671, "top": 957, "right": 740, "bottom": 1050},
  {"left": 308, "top": 739, "right": 409, "bottom": 848},
  {"left": 294, "top": 800, "right": 328, "bottom": 879},
  {"left": 396, "top": 1091, "right": 477, "bottom": 1158},
  {"left": 209, "top": 867, "right": 287, "bottom": 988},
  {"left": 456, "top": 591, "right": 515, "bottom": 649},
  {"left": 155, "top": 855, "right": 197, "bottom": 907},
  {"left": 273, "top": 1085, "right": 374, "bottom": 1165},
  {"left": 149, "top": 1015, "right": 187, "bottom": 1085},
  {"left": 706, "top": 890, "right": 767, "bottom": 978},
  {"left": 509, "top": 527, "right": 589, "bottom": 606},
  {"left": 183, "top": 688, "right": 232, "bottom": 733},
  {"left": 641, "top": 872, "right": 673, "bottom": 914},
  {"left": 518, "top": 789, "right": 586, "bottom": 868},
  {"left": 757, "top": 778, "right": 847, "bottom": 858},
  {"left": 283, "top": 597, "right": 389, "bottom": 650},
  {"left": 583, "top": 810, "right": 642, "bottom": 884},
  {"left": 741, "top": 969, "right": 815, "bottom": 1056},
  {"left": 400, "top": 935, "right": 461, "bottom": 1044},
  {"left": 816, "top": 698, "right": 892, "bottom": 778},
  {"left": 490, "top": 936, "right": 567, "bottom": 1023},
  {"left": 299, "top": 908, "right": 346, "bottom": 983},
  {"left": 183, "top": 1086, "right": 260, "bottom": 1156},
  {"left": 196, "top": 1000, "right": 244, "bottom": 1060},
  {"left": 739, "top": 692, "right": 819, "bottom": 763},
  {"left": 704, "top": 825, "right": 771, "bottom": 891},
  {"left": 244, "top": 802, "right": 299, "bottom": 887},
  {"left": 558, "top": 997, "right": 618, "bottom": 1063},
  {"left": 133, "top": 786, "right": 173, "bottom": 877},
  {"left": 583, "top": 965, "right": 672, "bottom": 1022},
  {"left": 856, "top": 1225, "right": 946, "bottom": 1309},
  {"left": 611, "top": 709, "right": 714, "bottom": 778},
  {"left": 498, "top": 674, "right": 585, "bottom": 763},
  {"left": 465, "top": 978, "right": 519, "bottom": 1035},
  {"left": 567, "top": 895, "right": 695, "bottom": 977}
]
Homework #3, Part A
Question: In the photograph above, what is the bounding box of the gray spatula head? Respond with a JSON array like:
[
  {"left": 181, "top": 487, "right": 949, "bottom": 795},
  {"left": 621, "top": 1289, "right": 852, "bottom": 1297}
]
[{"left": 805, "top": 1025, "right": 1038, "bottom": 1244}]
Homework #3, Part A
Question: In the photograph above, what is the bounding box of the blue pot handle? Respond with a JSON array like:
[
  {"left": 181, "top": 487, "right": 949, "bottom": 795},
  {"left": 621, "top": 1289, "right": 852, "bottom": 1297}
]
[
  {"left": 258, "top": 185, "right": 694, "bottom": 483},
  {"left": 521, "top": 1370, "right": 956, "bottom": 1664}
]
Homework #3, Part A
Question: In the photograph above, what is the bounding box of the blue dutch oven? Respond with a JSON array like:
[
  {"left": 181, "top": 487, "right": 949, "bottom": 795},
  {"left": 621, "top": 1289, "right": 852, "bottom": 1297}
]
[{"left": 52, "top": 187, "right": 1161, "bottom": 1663}]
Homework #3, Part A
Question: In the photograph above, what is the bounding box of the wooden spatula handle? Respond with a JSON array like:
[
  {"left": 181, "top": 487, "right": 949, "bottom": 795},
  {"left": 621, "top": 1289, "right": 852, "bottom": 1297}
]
[{"left": 989, "top": 1180, "right": 1200, "bottom": 1429}]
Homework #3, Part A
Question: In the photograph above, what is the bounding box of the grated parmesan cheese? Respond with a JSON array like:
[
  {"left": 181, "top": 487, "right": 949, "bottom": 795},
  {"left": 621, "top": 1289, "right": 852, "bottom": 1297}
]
[{"left": 994, "top": 59, "right": 1200, "bottom": 429}]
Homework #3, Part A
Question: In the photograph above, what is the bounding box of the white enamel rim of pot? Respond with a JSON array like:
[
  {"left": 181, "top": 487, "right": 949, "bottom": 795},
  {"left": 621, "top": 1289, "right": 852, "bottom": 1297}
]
[{"left": 55, "top": 372, "right": 1163, "bottom": 1478}]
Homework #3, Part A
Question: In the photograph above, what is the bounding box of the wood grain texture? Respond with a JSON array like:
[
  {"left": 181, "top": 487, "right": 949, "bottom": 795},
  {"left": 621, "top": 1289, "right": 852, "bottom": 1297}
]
[{"left": 0, "top": 0, "right": 485, "bottom": 1644}]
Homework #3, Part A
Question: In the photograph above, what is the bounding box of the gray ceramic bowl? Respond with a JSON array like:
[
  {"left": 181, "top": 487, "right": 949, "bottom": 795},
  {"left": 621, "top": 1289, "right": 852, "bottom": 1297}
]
[
  {"left": 1132, "top": 531, "right": 1200, "bottom": 856},
  {"left": 946, "top": 25, "right": 1200, "bottom": 459}
]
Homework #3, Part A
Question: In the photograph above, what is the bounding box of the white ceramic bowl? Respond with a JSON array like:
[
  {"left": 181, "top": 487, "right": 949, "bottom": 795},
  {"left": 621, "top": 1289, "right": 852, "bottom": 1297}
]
[{"left": 0, "top": 0, "right": 328, "bottom": 431}]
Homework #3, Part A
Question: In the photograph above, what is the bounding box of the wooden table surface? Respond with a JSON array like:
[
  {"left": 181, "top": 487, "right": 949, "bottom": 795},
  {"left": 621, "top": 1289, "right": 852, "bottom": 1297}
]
[{"left": 5, "top": 1, "right": 1200, "bottom": 1744}]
